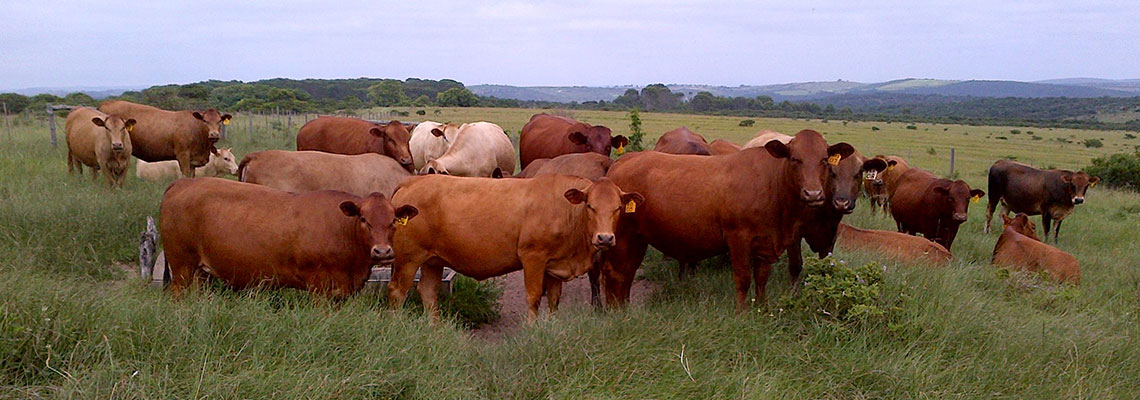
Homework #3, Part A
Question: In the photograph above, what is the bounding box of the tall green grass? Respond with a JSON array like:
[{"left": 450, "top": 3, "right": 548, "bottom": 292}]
[{"left": 2, "top": 111, "right": 1139, "bottom": 398}]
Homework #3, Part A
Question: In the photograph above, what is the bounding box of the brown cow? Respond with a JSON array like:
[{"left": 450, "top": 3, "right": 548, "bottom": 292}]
[
  {"left": 653, "top": 127, "right": 712, "bottom": 155},
  {"left": 514, "top": 152, "right": 613, "bottom": 180},
  {"left": 97, "top": 100, "right": 228, "bottom": 177},
  {"left": 296, "top": 116, "right": 414, "bottom": 173},
  {"left": 835, "top": 223, "right": 953, "bottom": 264},
  {"left": 985, "top": 160, "right": 1099, "bottom": 243},
  {"left": 602, "top": 130, "right": 854, "bottom": 310},
  {"left": 889, "top": 168, "right": 985, "bottom": 251},
  {"left": 881, "top": 156, "right": 911, "bottom": 201},
  {"left": 65, "top": 107, "right": 135, "bottom": 188},
  {"left": 518, "top": 113, "right": 628, "bottom": 169},
  {"left": 389, "top": 174, "right": 643, "bottom": 321},
  {"left": 708, "top": 139, "right": 741, "bottom": 155},
  {"left": 992, "top": 213, "right": 1080, "bottom": 284},
  {"left": 863, "top": 154, "right": 890, "bottom": 215},
  {"left": 160, "top": 178, "right": 419, "bottom": 298},
  {"left": 239, "top": 150, "right": 411, "bottom": 197}
]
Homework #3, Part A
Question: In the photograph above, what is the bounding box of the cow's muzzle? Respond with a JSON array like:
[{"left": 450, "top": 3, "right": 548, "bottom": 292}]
[
  {"left": 208, "top": 132, "right": 221, "bottom": 141},
  {"left": 371, "top": 246, "right": 395, "bottom": 265},
  {"left": 952, "top": 213, "right": 968, "bottom": 222},
  {"left": 593, "top": 233, "right": 615, "bottom": 249},
  {"left": 802, "top": 189, "right": 824, "bottom": 206},
  {"left": 111, "top": 143, "right": 125, "bottom": 152},
  {"left": 1072, "top": 197, "right": 1084, "bottom": 205},
  {"left": 834, "top": 198, "right": 855, "bottom": 214}
]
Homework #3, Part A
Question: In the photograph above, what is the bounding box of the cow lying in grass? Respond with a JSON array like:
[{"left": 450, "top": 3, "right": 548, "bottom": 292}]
[{"left": 992, "top": 213, "right": 1080, "bottom": 284}]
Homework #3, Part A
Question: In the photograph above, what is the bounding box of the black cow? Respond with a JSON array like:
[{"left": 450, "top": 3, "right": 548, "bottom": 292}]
[{"left": 985, "top": 160, "right": 1099, "bottom": 243}]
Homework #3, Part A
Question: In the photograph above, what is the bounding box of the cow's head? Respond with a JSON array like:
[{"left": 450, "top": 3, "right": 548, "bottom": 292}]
[
  {"left": 91, "top": 115, "right": 134, "bottom": 153},
  {"left": 429, "top": 123, "right": 460, "bottom": 142},
  {"left": 192, "top": 109, "right": 231, "bottom": 142},
  {"left": 339, "top": 192, "right": 419, "bottom": 266},
  {"left": 371, "top": 121, "right": 414, "bottom": 172},
  {"left": 564, "top": 177, "right": 644, "bottom": 250},
  {"left": 1061, "top": 171, "right": 1099, "bottom": 205},
  {"left": 1001, "top": 213, "right": 1039, "bottom": 241},
  {"left": 211, "top": 147, "right": 239, "bottom": 176},
  {"left": 763, "top": 130, "right": 854, "bottom": 206},
  {"left": 568, "top": 124, "right": 627, "bottom": 157},
  {"left": 933, "top": 180, "right": 985, "bottom": 222},
  {"left": 827, "top": 154, "right": 887, "bottom": 214},
  {"left": 423, "top": 159, "right": 449, "bottom": 176},
  {"left": 866, "top": 155, "right": 888, "bottom": 187}
]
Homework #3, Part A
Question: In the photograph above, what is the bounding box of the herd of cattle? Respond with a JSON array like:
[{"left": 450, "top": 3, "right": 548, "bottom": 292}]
[{"left": 63, "top": 101, "right": 1099, "bottom": 320}]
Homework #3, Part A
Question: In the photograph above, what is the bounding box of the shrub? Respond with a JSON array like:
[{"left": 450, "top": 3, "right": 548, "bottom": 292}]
[
  {"left": 739, "top": 119, "right": 755, "bottom": 127},
  {"left": 415, "top": 110, "right": 426, "bottom": 116},
  {"left": 926, "top": 147, "right": 937, "bottom": 155},
  {"left": 628, "top": 108, "right": 645, "bottom": 151},
  {"left": 1010, "top": 129, "right": 1022, "bottom": 134},
  {"left": 997, "top": 136, "right": 1009, "bottom": 140},
  {"left": 1126, "top": 133, "right": 1137, "bottom": 139},
  {"left": 943, "top": 127, "right": 949, "bottom": 131},
  {"left": 871, "top": 126, "right": 880, "bottom": 131},
  {"left": 1084, "top": 152, "right": 1140, "bottom": 190},
  {"left": 778, "top": 256, "right": 889, "bottom": 323},
  {"left": 1083, "top": 139, "right": 1104, "bottom": 148},
  {"left": 906, "top": 125, "right": 917, "bottom": 130}
]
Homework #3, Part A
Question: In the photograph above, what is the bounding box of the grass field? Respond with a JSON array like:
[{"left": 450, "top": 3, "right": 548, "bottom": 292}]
[{"left": 2, "top": 108, "right": 1139, "bottom": 398}]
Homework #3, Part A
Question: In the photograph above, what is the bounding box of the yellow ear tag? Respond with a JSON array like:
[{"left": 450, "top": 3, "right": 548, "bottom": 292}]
[
  {"left": 624, "top": 200, "right": 636, "bottom": 213},
  {"left": 616, "top": 144, "right": 625, "bottom": 155},
  {"left": 887, "top": 164, "right": 894, "bottom": 171},
  {"left": 971, "top": 195, "right": 980, "bottom": 204},
  {"left": 127, "top": 125, "right": 134, "bottom": 133},
  {"left": 223, "top": 118, "right": 230, "bottom": 125},
  {"left": 827, "top": 154, "right": 842, "bottom": 166},
  {"left": 1090, "top": 181, "right": 1097, "bottom": 188},
  {"left": 396, "top": 216, "right": 409, "bottom": 226}
]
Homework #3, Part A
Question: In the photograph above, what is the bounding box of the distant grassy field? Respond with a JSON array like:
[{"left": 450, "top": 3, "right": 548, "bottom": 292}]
[{"left": 2, "top": 108, "right": 1139, "bottom": 398}]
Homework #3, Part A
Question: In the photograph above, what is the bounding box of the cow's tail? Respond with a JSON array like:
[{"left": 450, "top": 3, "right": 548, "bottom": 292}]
[
  {"left": 237, "top": 154, "right": 255, "bottom": 183},
  {"left": 986, "top": 164, "right": 1004, "bottom": 216}
]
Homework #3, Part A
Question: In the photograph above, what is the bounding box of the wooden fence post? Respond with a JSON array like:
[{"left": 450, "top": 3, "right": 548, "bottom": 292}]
[
  {"left": 47, "top": 104, "right": 57, "bottom": 147},
  {"left": 949, "top": 148, "right": 956, "bottom": 177}
]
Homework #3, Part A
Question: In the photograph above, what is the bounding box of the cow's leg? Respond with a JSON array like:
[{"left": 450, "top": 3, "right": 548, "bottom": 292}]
[
  {"left": 600, "top": 237, "right": 648, "bottom": 309},
  {"left": 418, "top": 263, "right": 444, "bottom": 323},
  {"left": 752, "top": 255, "right": 775, "bottom": 306},
  {"left": 177, "top": 153, "right": 195, "bottom": 178},
  {"left": 542, "top": 275, "right": 563, "bottom": 314},
  {"left": 166, "top": 250, "right": 200, "bottom": 299},
  {"left": 387, "top": 254, "right": 427, "bottom": 310},
  {"left": 727, "top": 234, "right": 754, "bottom": 311},
  {"left": 984, "top": 197, "right": 997, "bottom": 234},
  {"left": 67, "top": 150, "right": 78, "bottom": 175},
  {"left": 98, "top": 160, "right": 116, "bottom": 188},
  {"left": 1053, "top": 219, "right": 1063, "bottom": 245},
  {"left": 587, "top": 266, "right": 602, "bottom": 309},
  {"left": 519, "top": 253, "right": 547, "bottom": 322},
  {"left": 787, "top": 240, "right": 804, "bottom": 285},
  {"left": 1041, "top": 213, "right": 1052, "bottom": 243},
  {"left": 90, "top": 165, "right": 100, "bottom": 181}
]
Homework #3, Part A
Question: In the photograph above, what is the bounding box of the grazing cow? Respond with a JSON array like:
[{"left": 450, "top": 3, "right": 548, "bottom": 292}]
[
  {"left": 653, "top": 127, "right": 712, "bottom": 155},
  {"left": 518, "top": 113, "right": 628, "bottom": 169},
  {"left": 783, "top": 151, "right": 888, "bottom": 281},
  {"left": 985, "top": 160, "right": 1099, "bottom": 243},
  {"left": 389, "top": 175, "right": 643, "bottom": 321},
  {"left": 992, "top": 213, "right": 1080, "bottom": 284},
  {"left": 863, "top": 154, "right": 890, "bottom": 215},
  {"left": 422, "top": 122, "right": 516, "bottom": 177},
  {"left": 889, "top": 168, "right": 985, "bottom": 251},
  {"left": 136, "top": 147, "right": 238, "bottom": 181},
  {"left": 515, "top": 152, "right": 613, "bottom": 180},
  {"left": 65, "top": 107, "right": 135, "bottom": 188},
  {"left": 409, "top": 121, "right": 460, "bottom": 172},
  {"left": 239, "top": 150, "right": 410, "bottom": 197},
  {"left": 742, "top": 130, "right": 792, "bottom": 149},
  {"left": 602, "top": 130, "right": 855, "bottom": 309},
  {"left": 708, "top": 139, "right": 742, "bottom": 155},
  {"left": 835, "top": 223, "right": 953, "bottom": 264},
  {"left": 160, "top": 178, "right": 419, "bottom": 298},
  {"left": 296, "top": 116, "right": 414, "bottom": 173},
  {"left": 98, "top": 100, "right": 228, "bottom": 177}
]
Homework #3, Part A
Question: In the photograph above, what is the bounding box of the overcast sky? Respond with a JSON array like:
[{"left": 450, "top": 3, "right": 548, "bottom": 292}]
[{"left": 2, "top": 0, "right": 1137, "bottom": 90}]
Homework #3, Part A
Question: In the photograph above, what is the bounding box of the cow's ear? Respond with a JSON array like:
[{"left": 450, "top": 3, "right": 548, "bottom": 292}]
[
  {"left": 192, "top": 112, "right": 204, "bottom": 121},
  {"left": 887, "top": 160, "right": 898, "bottom": 167},
  {"left": 369, "top": 127, "right": 388, "bottom": 139},
  {"left": 90, "top": 117, "right": 106, "bottom": 127},
  {"left": 1001, "top": 214, "right": 1013, "bottom": 225},
  {"left": 763, "top": 140, "right": 790, "bottom": 159},
  {"left": 1089, "top": 176, "right": 1100, "bottom": 185},
  {"left": 1061, "top": 174, "right": 1073, "bottom": 183},
  {"left": 208, "top": 145, "right": 220, "bottom": 155},
  {"left": 395, "top": 205, "right": 419, "bottom": 221},
  {"left": 933, "top": 186, "right": 950, "bottom": 196},
  {"left": 491, "top": 168, "right": 504, "bottom": 179},
  {"left": 621, "top": 192, "right": 645, "bottom": 208},
  {"left": 828, "top": 143, "right": 856, "bottom": 160},
  {"left": 431, "top": 128, "right": 444, "bottom": 137},
  {"left": 222, "top": 114, "right": 233, "bottom": 122},
  {"left": 564, "top": 188, "right": 587, "bottom": 204},
  {"left": 862, "top": 158, "right": 888, "bottom": 172},
  {"left": 970, "top": 189, "right": 986, "bottom": 199},
  {"left": 339, "top": 201, "right": 361, "bottom": 217},
  {"left": 568, "top": 131, "right": 588, "bottom": 145},
  {"left": 125, "top": 119, "right": 137, "bottom": 130},
  {"left": 611, "top": 135, "right": 629, "bottom": 148}
]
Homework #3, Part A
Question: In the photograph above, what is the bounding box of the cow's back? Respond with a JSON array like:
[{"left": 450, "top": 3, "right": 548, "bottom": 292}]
[
  {"left": 993, "top": 229, "right": 1080, "bottom": 284},
  {"left": 439, "top": 122, "right": 515, "bottom": 176},
  {"left": 743, "top": 130, "right": 792, "bottom": 149},
  {"left": 533, "top": 152, "right": 612, "bottom": 180},
  {"left": 296, "top": 116, "right": 378, "bottom": 155},
  {"left": 241, "top": 150, "right": 409, "bottom": 197},
  {"left": 708, "top": 139, "right": 741, "bottom": 155},
  {"left": 654, "top": 127, "right": 711, "bottom": 155},
  {"left": 98, "top": 100, "right": 197, "bottom": 162},
  {"left": 882, "top": 156, "right": 911, "bottom": 197},
  {"left": 519, "top": 114, "right": 581, "bottom": 169},
  {"left": 988, "top": 160, "right": 1050, "bottom": 214},
  {"left": 837, "top": 223, "right": 952, "bottom": 264},
  {"left": 888, "top": 168, "right": 938, "bottom": 226}
]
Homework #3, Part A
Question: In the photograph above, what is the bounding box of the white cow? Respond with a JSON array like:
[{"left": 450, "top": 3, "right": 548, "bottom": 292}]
[
  {"left": 409, "top": 121, "right": 460, "bottom": 172},
  {"left": 742, "top": 130, "right": 793, "bottom": 149},
  {"left": 422, "top": 122, "right": 516, "bottom": 178}
]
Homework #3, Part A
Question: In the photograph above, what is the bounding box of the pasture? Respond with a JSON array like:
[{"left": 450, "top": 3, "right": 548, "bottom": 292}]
[{"left": 2, "top": 107, "right": 1139, "bottom": 398}]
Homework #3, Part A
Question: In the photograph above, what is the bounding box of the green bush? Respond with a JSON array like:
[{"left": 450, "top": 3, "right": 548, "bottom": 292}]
[
  {"left": 738, "top": 119, "right": 755, "bottom": 127},
  {"left": 1010, "top": 129, "right": 1022, "bottom": 134},
  {"left": 1083, "top": 138, "right": 1104, "bottom": 148},
  {"left": 415, "top": 110, "right": 426, "bottom": 116},
  {"left": 926, "top": 147, "right": 937, "bottom": 155},
  {"left": 1125, "top": 133, "right": 1137, "bottom": 139},
  {"left": 1084, "top": 152, "right": 1140, "bottom": 190},
  {"left": 778, "top": 256, "right": 889, "bottom": 323},
  {"left": 906, "top": 125, "right": 917, "bottom": 130},
  {"left": 871, "top": 126, "right": 880, "bottom": 131}
]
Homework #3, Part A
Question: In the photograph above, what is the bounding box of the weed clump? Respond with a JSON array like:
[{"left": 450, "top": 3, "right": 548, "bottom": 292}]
[{"left": 779, "top": 256, "right": 889, "bottom": 323}]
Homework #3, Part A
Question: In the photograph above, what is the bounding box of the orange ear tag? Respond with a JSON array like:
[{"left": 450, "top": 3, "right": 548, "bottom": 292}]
[
  {"left": 396, "top": 216, "right": 409, "bottom": 226},
  {"left": 223, "top": 118, "right": 231, "bottom": 125},
  {"left": 970, "top": 195, "right": 980, "bottom": 204},
  {"left": 616, "top": 144, "right": 625, "bottom": 155},
  {"left": 827, "top": 154, "right": 841, "bottom": 166},
  {"left": 624, "top": 200, "right": 636, "bottom": 213}
]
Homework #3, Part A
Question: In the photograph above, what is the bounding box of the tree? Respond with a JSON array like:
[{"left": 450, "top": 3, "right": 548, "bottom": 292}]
[
  {"left": 688, "top": 91, "right": 717, "bottom": 112},
  {"left": 640, "top": 83, "right": 681, "bottom": 111},
  {"left": 367, "top": 80, "right": 408, "bottom": 106},
  {"left": 436, "top": 88, "right": 478, "bottom": 107},
  {"left": 0, "top": 93, "right": 30, "bottom": 113},
  {"left": 63, "top": 92, "right": 97, "bottom": 107},
  {"left": 612, "top": 88, "right": 642, "bottom": 108}
]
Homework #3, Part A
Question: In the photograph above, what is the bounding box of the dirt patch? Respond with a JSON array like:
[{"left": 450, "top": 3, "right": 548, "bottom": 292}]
[{"left": 470, "top": 271, "right": 657, "bottom": 340}]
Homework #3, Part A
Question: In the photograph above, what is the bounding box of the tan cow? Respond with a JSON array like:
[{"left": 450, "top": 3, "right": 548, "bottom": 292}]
[
  {"left": 98, "top": 100, "right": 229, "bottom": 177},
  {"left": 239, "top": 150, "right": 410, "bottom": 198},
  {"left": 835, "top": 223, "right": 953, "bottom": 264},
  {"left": 65, "top": 107, "right": 135, "bottom": 188},
  {"left": 422, "top": 122, "right": 516, "bottom": 177},
  {"left": 708, "top": 139, "right": 742, "bottom": 155},
  {"left": 136, "top": 147, "right": 238, "bottom": 181},
  {"left": 409, "top": 121, "right": 461, "bottom": 172},
  {"left": 389, "top": 174, "right": 643, "bottom": 321},
  {"left": 742, "top": 130, "right": 792, "bottom": 149},
  {"left": 514, "top": 152, "right": 612, "bottom": 180},
  {"left": 992, "top": 213, "right": 1080, "bottom": 284}
]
